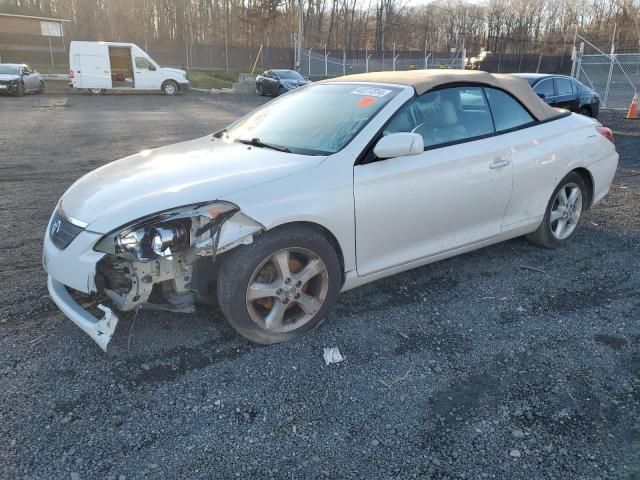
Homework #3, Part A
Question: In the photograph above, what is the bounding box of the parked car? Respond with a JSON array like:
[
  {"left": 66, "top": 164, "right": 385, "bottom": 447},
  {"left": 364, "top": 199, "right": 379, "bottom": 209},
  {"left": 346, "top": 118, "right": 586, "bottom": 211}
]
[
  {"left": 68, "top": 41, "right": 188, "bottom": 95},
  {"left": 43, "top": 70, "right": 618, "bottom": 352},
  {"left": 255, "top": 69, "right": 310, "bottom": 96},
  {"left": 514, "top": 74, "right": 600, "bottom": 118},
  {"left": 0, "top": 63, "right": 44, "bottom": 96}
]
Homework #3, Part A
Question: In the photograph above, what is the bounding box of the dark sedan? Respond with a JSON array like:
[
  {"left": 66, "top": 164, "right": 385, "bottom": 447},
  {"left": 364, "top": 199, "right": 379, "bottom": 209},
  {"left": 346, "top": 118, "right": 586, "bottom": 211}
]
[
  {"left": 514, "top": 74, "right": 600, "bottom": 118},
  {"left": 255, "top": 69, "right": 311, "bottom": 96}
]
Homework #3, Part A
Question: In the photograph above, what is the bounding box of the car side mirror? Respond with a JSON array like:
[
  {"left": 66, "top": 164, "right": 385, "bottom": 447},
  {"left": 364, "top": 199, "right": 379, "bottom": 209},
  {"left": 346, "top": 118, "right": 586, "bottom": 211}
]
[
  {"left": 148, "top": 64, "right": 156, "bottom": 71},
  {"left": 537, "top": 93, "right": 546, "bottom": 99},
  {"left": 373, "top": 133, "right": 424, "bottom": 159}
]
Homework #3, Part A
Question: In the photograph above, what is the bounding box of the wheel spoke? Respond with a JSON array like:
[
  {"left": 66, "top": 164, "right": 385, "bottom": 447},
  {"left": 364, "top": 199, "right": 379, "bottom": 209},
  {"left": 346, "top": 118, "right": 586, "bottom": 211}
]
[
  {"left": 296, "top": 293, "right": 322, "bottom": 315},
  {"left": 550, "top": 208, "right": 564, "bottom": 223},
  {"left": 293, "top": 259, "right": 324, "bottom": 286},
  {"left": 567, "top": 188, "right": 579, "bottom": 206},
  {"left": 569, "top": 209, "right": 581, "bottom": 224},
  {"left": 554, "top": 218, "right": 567, "bottom": 236},
  {"left": 557, "top": 187, "right": 568, "bottom": 207},
  {"left": 272, "top": 251, "right": 292, "bottom": 281},
  {"left": 247, "top": 282, "right": 280, "bottom": 301},
  {"left": 264, "top": 299, "right": 286, "bottom": 330}
]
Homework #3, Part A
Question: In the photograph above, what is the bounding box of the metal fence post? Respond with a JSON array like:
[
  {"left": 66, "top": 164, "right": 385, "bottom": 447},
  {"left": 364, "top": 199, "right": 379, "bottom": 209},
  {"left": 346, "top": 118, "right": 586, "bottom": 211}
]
[
  {"left": 324, "top": 45, "right": 328, "bottom": 77},
  {"left": 308, "top": 48, "right": 312, "bottom": 77},
  {"left": 603, "top": 39, "right": 616, "bottom": 108},
  {"left": 343, "top": 48, "right": 346, "bottom": 75}
]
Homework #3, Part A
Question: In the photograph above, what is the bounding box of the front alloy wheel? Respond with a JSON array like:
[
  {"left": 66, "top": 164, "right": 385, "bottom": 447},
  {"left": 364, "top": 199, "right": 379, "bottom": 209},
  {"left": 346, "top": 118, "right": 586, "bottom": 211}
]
[
  {"left": 246, "top": 248, "right": 329, "bottom": 333},
  {"left": 217, "top": 225, "right": 341, "bottom": 344}
]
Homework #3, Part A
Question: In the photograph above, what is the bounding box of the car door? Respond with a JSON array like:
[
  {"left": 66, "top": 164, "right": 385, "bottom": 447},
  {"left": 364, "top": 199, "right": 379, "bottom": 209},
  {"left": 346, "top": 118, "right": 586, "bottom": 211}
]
[
  {"left": 262, "top": 71, "right": 278, "bottom": 94},
  {"left": 353, "top": 86, "right": 514, "bottom": 276},
  {"left": 533, "top": 78, "right": 556, "bottom": 105},
  {"left": 133, "top": 56, "right": 161, "bottom": 90},
  {"left": 554, "top": 77, "right": 579, "bottom": 111},
  {"left": 77, "top": 55, "right": 111, "bottom": 89},
  {"left": 21, "top": 65, "right": 39, "bottom": 91}
]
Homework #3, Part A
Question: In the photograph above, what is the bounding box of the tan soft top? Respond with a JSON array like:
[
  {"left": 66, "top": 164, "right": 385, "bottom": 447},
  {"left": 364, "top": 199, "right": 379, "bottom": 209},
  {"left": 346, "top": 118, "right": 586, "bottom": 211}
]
[{"left": 321, "top": 69, "right": 559, "bottom": 121}]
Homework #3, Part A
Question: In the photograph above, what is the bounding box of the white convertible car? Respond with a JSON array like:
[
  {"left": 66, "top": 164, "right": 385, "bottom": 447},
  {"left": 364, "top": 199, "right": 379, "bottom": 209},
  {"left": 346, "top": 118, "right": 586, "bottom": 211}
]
[{"left": 43, "top": 70, "right": 618, "bottom": 351}]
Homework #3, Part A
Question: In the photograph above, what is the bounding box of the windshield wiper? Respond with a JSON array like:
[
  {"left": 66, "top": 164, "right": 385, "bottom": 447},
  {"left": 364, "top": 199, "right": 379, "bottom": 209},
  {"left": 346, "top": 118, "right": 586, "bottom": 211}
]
[{"left": 235, "top": 137, "right": 292, "bottom": 153}]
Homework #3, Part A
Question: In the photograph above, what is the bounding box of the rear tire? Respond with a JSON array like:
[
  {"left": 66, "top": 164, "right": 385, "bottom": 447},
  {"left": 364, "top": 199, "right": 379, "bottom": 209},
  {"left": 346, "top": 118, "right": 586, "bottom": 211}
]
[
  {"left": 88, "top": 88, "right": 105, "bottom": 95},
  {"left": 526, "top": 172, "right": 587, "bottom": 249},
  {"left": 162, "top": 80, "right": 178, "bottom": 96},
  {"left": 217, "top": 225, "right": 342, "bottom": 345},
  {"left": 577, "top": 106, "right": 591, "bottom": 117}
]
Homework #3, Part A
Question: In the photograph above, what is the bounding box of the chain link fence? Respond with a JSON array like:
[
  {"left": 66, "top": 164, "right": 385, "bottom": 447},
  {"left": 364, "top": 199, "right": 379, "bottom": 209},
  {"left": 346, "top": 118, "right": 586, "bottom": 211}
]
[
  {"left": 572, "top": 41, "right": 639, "bottom": 110},
  {"left": 299, "top": 48, "right": 464, "bottom": 79}
]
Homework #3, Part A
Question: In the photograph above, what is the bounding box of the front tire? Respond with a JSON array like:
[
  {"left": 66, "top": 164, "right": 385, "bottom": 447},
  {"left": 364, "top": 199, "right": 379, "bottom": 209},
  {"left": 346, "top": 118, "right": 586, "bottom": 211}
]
[
  {"left": 217, "top": 225, "right": 342, "bottom": 345},
  {"left": 88, "top": 88, "right": 105, "bottom": 95},
  {"left": 15, "top": 82, "right": 24, "bottom": 97},
  {"left": 278, "top": 85, "right": 286, "bottom": 96},
  {"left": 256, "top": 83, "right": 264, "bottom": 96},
  {"left": 37, "top": 81, "right": 45, "bottom": 93},
  {"left": 162, "top": 80, "right": 178, "bottom": 96},
  {"left": 526, "top": 172, "right": 587, "bottom": 249}
]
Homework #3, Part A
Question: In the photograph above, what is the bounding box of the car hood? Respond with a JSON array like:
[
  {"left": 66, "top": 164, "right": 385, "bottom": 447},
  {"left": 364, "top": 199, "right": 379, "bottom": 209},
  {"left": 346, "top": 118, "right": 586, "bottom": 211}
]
[
  {"left": 162, "top": 67, "right": 186, "bottom": 77},
  {"left": 59, "top": 135, "right": 324, "bottom": 233},
  {"left": 282, "top": 79, "right": 311, "bottom": 87},
  {"left": 0, "top": 74, "right": 19, "bottom": 81}
]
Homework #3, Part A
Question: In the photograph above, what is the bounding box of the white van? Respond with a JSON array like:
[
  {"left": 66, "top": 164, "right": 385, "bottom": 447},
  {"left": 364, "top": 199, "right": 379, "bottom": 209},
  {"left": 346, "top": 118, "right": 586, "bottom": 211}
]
[{"left": 69, "top": 41, "right": 189, "bottom": 95}]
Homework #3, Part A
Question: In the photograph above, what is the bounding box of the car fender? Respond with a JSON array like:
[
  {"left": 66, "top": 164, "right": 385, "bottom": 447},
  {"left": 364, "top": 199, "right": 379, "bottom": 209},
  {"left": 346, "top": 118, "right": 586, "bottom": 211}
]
[{"left": 220, "top": 150, "right": 357, "bottom": 273}]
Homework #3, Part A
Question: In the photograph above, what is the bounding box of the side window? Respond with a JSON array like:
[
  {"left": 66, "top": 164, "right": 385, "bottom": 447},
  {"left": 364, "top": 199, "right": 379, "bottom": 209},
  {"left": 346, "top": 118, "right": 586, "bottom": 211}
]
[
  {"left": 534, "top": 79, "right": 555, "bottom": 98},
  {"left": 22, "top": 65, "right": 32, "bottom": 75},
  {"left": 384, "top": 86, "right": 494, "bottom": 148},
  {"left": 135, "top": 57, "right": 151, "bottom": 69},
  {"left": 555, "top": 78, "right": 573, "bottom": 96},
  {"left": 484, "top": 88, "right": 535, "bottom": 132}
]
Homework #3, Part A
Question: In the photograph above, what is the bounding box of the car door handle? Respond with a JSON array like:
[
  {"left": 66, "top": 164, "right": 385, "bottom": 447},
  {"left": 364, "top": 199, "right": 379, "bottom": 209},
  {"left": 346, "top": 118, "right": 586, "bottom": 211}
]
[{"left": 490, "top": 158, "right": 511, "bottom": 169}]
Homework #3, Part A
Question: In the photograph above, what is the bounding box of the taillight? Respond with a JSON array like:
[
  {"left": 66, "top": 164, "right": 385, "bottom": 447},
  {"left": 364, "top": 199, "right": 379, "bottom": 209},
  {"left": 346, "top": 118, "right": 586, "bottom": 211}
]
[
  {"left": 596, "top": 126, "right": 615, "bottom": 144},
  {"left": 69, "top": 70, "right": 74, "bottom": 78}
]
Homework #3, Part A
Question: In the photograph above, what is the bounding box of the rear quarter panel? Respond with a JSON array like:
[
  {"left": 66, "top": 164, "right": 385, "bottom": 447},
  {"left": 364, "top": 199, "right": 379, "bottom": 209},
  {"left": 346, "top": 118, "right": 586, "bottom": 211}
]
[{"left": 502, "top": 113, "right": 610, "bottom": 229}]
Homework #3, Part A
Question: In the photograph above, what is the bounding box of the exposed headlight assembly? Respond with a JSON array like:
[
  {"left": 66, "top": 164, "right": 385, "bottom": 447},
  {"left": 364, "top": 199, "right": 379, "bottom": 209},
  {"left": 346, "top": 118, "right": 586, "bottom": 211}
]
[{"left": 94, "top": 202, "right": 239, "bottom": 261}]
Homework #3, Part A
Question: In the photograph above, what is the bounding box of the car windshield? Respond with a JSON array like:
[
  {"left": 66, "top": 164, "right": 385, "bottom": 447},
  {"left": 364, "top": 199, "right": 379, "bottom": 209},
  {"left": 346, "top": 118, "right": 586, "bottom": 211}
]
[
  {"left": 0, "top": 65, "right": 19, "bottom": 75},
  {"left": 277, "top": 70, "right": 304, "bottom": 80},
  {"left": 223, "top": 83, "right": 401, "bottom": 155}
]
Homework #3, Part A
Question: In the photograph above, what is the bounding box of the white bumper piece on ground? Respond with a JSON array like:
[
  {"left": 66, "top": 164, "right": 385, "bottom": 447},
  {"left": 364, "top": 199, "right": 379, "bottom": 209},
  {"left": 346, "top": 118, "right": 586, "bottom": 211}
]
[{"left": 47, "top": 276, "right": 118, "bottom": 352}]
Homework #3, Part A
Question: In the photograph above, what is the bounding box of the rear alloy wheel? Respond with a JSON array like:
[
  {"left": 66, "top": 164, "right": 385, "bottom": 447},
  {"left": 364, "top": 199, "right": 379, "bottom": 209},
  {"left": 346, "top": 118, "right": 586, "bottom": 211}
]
[
  {"left": 526, "top": 172, "right": 587, "bottom": 248},
  {"left": 162, "top": 80, "right": 178, "bottom": 96},
  {"left": 217, "top": 226, "right": 341, "bottom": 344},
  {"left": 88, "top": 88, "right": 105, "bottom": 95}
]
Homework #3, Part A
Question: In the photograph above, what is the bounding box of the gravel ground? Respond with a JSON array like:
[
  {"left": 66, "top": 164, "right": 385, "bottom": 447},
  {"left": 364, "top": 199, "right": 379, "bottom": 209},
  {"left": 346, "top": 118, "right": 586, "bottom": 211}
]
[{"left": 0, "top": 93, "right": 639, "bottom": 480}]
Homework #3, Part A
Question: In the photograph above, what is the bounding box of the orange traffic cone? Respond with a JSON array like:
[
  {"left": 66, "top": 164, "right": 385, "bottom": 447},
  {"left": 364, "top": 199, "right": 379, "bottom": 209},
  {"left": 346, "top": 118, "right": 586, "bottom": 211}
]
[{"left": 627, "top": 93, "right": 639, "bottom": 119}]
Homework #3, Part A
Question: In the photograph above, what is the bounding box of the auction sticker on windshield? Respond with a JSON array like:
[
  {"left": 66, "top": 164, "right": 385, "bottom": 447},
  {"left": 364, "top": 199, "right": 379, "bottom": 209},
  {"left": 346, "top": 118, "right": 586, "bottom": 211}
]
[{"left": 351, "top": 87, "right": 392, "bottom": 97}]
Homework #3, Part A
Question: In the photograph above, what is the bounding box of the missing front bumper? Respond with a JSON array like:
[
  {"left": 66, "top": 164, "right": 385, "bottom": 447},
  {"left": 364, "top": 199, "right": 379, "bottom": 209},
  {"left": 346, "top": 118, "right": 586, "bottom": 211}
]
[{"left": 47, "top": 276, "right": 119, "bottom": 352}]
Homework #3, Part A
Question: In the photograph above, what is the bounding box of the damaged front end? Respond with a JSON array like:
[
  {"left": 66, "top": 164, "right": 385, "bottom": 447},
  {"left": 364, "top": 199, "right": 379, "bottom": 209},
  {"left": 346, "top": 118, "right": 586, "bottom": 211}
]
[
  {"left": 63, "top": 202, "right": 263, "bottom": 351},
  {"left": 95, "top": 201, "right": 263, "bottom": 309}
]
